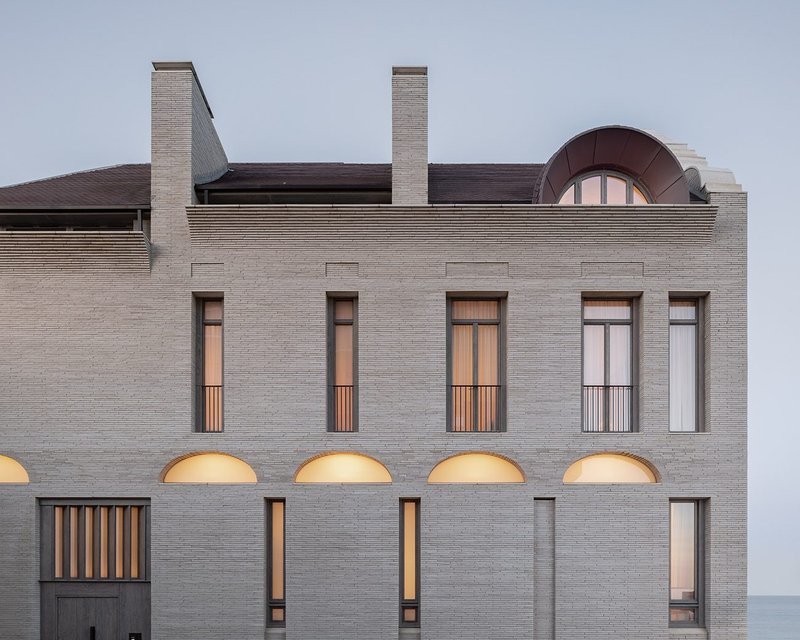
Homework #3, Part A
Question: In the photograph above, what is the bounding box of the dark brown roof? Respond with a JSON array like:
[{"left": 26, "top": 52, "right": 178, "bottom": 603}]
[
  {"left": 429, "top": 164, "right": 542, "bottom": 203},
  {"left": 0, "top": 164, "right": 151, "bottom": 209},
  {"left": 1, "top": 162, "right": 546, "bottom": 208}
]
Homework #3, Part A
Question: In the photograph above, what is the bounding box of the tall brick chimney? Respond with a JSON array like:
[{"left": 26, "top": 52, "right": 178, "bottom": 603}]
[{"left": 391, "top": 67, "right": 428, "bottom": 205}]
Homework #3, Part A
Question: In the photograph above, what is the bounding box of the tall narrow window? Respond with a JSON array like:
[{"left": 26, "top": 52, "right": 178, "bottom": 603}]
[
  {"left": 328, "top": 296, "right": 357, "bottom": 432},
  {"left": 670, "top": 500, "right": 704, "bottom": 626},
  {"left": 582, "top": 299, "right": 637, "bottom": 432},
  {"left": 670, "top": 299, "right": 703, "bottom": 432},
  {"left": 448, "top": 298, "right": 504, "bottom": 432},
  {"left": 197, "top": 298, "right": 223, "bottom": 432},
  {"left": 400, "top": 499, "right": 420, "bottom": 627},
  {"left": 267, "top": 499, "right": 286, "bottom": 627}
]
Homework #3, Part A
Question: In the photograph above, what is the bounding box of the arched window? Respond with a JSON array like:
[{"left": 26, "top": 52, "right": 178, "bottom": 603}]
[
  {"left": 161, "top": 452, "right": 257, "bottom": 484},
  {"left": 562, "top": 453, "right": 658, "bottom": 484},
  {"left": 294, "top": 452, "right": 392, "bottom": 484},
  {"left": 427, "top": 452, "right": 525, "bottom": 484},
  {"left": 558, "top": 171, "right": 650, "bottom": 205},
  {"left": 0, "top": 454, "right": 29, "bottom": 483}
]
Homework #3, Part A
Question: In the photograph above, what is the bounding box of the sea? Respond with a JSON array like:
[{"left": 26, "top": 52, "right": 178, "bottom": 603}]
[{"left": 749, "top": 596, "right": 800, "bottom": 639}]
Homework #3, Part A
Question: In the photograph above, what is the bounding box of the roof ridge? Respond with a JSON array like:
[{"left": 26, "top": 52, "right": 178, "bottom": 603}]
[{"left": 0, "top": 163, "right": 149, "bottom": 190}]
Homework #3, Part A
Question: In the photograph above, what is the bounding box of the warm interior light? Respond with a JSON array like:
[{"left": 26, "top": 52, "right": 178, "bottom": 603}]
[
  {"left": 0, "top": 454, "right": 29, "bottom": 483},
  {"left": 162, "top": 452, "right": 257, "bottom": 484},
  {"left": 427, "top": 453, "right": 525, "bottom": 484},
  {"left": 295, "top": 453, "right": 392, "bottom": 483},
  {"left": 563, "top": 453, "right": 657, "bottom": 483}
]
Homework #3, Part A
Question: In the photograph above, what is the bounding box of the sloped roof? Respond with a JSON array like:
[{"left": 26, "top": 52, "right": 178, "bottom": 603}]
[
  {"left": 1, "top": 162, "right": 546, "bottom": 207},
  {"left": 0, "top": 164, "right": 151, "bottom": 209}
]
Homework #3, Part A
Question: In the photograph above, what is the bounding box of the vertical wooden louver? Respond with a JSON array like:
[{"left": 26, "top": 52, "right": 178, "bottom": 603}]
[{"left": 41, "top": 500, "right": 149, "bottom": 582}]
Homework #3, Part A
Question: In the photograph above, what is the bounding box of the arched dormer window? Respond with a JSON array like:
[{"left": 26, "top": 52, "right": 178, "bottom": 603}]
[{"left": 558, "top": 171, "right": 650, "bottom": 205}]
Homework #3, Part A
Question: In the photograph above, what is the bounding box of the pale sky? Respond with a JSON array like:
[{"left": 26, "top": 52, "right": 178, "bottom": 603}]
[{"left": 1, "top": 0, "right": 798, "bottom": 595}]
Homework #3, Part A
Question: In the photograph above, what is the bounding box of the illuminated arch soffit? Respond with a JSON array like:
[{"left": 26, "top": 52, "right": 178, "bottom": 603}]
[
  {"left": 294, "top": 453, "right": 392, "bottom": 484},
  {"left": 427, "top": 453, "right": 525, "bottom": 484},
  {"left": 0, "top": 455, "right": 30, "bottom": 483},
  {"left": 162, "top": 452, "right": 257, "bottom": 484},
  {"left": 563, "top": 453, "right": 658, "bottom": 484}
]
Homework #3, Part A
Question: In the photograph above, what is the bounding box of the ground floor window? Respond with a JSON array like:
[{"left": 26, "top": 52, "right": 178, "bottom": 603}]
[{"left": 670, "top": 499, "right": 704, "bottom": 626}]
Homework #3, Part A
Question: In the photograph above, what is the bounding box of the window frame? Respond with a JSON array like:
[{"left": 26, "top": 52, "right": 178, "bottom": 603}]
[
  {"left": 399, "top": 498, "right": 421, "bottom": 628},
  {"left": 669, "top": 499, "right": 705, "bottom": 628},
  {"left": 557, "top": 170, "right": 652, "bottom": 205},
  {"left": 669, "top": 296, "right": 706, "bottom": 433},
  {"left": 326, "top": 294, "right": 359, "bottom": 432},
  {"left": 195, "top": 295, "right": 224, "bottom": 433},
  {"left": 445, "top": 294, "right": 507, "bottom": 433},
  {"left": 266, "top": 498, "right": 286, "bottom": 628},
  {"left": 581, "top": 296, "right": 640, "bottom": 432}
]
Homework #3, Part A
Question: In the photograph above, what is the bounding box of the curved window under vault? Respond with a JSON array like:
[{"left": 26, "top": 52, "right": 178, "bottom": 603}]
[
  {"left": 427, "top": 452, "right": 525, "bottom": 484},
  {"left": 294, "top": 452, "right": 392, "bottom": 484},
  {"left": 161, "top": 452, "right": 257, "bottom": 484},
  {"left": 558, "top": 171, "right": 650, "bottom": 205},
  {"left": 563, "top": 453, "right": 658, "bottom": 484},
  {"left": 0, "top": 454, "right": 29, "bottom": 483}
]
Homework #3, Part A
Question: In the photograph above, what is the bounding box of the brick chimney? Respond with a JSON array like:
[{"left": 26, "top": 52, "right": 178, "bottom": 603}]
[{"left": 391, "top": 67, "right": 428, "bottom": 205}]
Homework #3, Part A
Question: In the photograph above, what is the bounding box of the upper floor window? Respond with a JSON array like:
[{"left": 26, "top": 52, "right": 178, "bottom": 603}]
[
  {"left": 447, "top": 298, "right": 505, "bottom": 432},
  {"left": 582, "top": 299, "right": 638, "bottom": 432},
  {"left": 196, "top": 298, "right": 223, "bottom": 432},
  {"left": 558, "top": 171, "right": 650, "bottom": 205},
  {"left": 670, "top": 298, "right": 704, "bottom": 432},
  {"left": 327, "top": 296, "right": 358, "bottom": 431}
]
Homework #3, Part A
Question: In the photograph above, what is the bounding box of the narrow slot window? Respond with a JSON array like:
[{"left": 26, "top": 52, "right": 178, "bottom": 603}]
[
  {"left": 130, "top": 507, "right": 140, "bottom": 579},
  {"left": 115, "top": 506, "right": 124, "bottom": 578},
  {"left": 84, "top": 506, "right": 94, "bottom": 578},
  {"left": 70, "top": 506, "right": 79, "bottom": 578},
  {"left": 670, "top": 500, "right": 704, "bottom": 626},
  {"left": 328, "top": 296, "right": 357, "bottom": 432},
  {"left": 267, "top": 499, "right": 286, "bottom": 627},
  {"left": 197, "top": 298, "right": 224, "bottom": 432},
  {"left": 670, "top": 299, "right": 703, "bottom": 432},
  {"left": 400, "top": 499, "right": 420, "bottom": 627},
  {"left": 99, "top": 506, "right": 109, "bottom": 578},
  {"left": 54, "top": 506, "right": 64, "bottom": 579}
]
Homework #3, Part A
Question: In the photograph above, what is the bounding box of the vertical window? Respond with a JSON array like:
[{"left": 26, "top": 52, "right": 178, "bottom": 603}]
[
  {"left": 400, "top": 499, "right": 420, "bottom": 627},
  {"left": 197, "top": 298, "right": 223, "bottom": 432},
  {"left": 582, "top": 299, "right": 637, "bottom": 432},
  {"left": 670, "top": 299, "right": 703, "bottom": 432},
  {"left": 327, "top": 296, "right": 358, "bottom": 432},
  {"left": 448, "top": 298, "right": 504, "bottom": 432},
  {"left": 670, "top": 500, "right": 704, "bottom": 626},
  {"left": 267, "top": 499, "right": 286, "bottom": 627}
]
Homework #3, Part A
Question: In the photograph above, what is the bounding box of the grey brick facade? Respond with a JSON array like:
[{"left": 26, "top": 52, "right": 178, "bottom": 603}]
[{"left": 0, "top": 62, "right": 746, "bottom": 639}]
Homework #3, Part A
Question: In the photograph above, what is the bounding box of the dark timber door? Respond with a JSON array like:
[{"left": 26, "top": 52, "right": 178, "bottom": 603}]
[
  {"left": 40, "top": 499, "right": 151, "bottom": 640},
  {"left": 57, "top": 596, "right": 118, "bottom": 640}
]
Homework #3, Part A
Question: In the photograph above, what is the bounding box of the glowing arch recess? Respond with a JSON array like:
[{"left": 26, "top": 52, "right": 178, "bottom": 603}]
[
  {"left": 428, "top": 453, "right": 525, "bottom": 484},
  {"left": 162, "top": 452, "right": 257, "bottom": 484},
  {"left": 295, "top": 453, "right": 392, "bottom": 484},
  {"left": 563, "top": 453, "right": 658, "bottom": 484}
]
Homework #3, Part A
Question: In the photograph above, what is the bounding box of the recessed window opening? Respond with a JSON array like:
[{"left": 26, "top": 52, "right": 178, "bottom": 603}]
[
  {"left": 582, "top": 299, "right": 638, "bottom": 432},
  {"left": 448, "top": 299, "right": 505, "bottom": 432},
  {"left": 267, "top": 499, "right": 286, "bottom": 627},
  {"left": 427, "top": 452, "right": 525, "bottom": 484},
  {"left": 670, "top": 298, "right": 704, "bottom": 432},
  {"left": 558, "top": 171, "right": 650, "bottom": 205},
  {"left": 328, "top": 296, "right": 358, "bottom": 432},
  {"left": 400, "top": 499, "right": 420, "bottom": 627},
  {"left": 197, "top": 298, "right": 223, "bottom": 432},
  {"left": 294, "top": 453, "right": 392, "bottom": 484},
  {"left": 670, "top": 500, "right": 704, "bottom": 626}
]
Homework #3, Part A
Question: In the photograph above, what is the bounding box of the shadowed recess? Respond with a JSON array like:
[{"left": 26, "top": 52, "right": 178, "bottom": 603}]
[
  {"left": 427, "top": 452, "right": 525, "bottom": 484},
  {"left": 0, "top": 454, "right": 29, "bottom": 483},
  {"left": 294, "top": 452, "right": 392, "bottom": 484},
  {"left": 563, "top": 452, "right": 658, "bottom": 484},
  {"left": 161, "top": 452, "right": 257, "bottom": 484}
]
